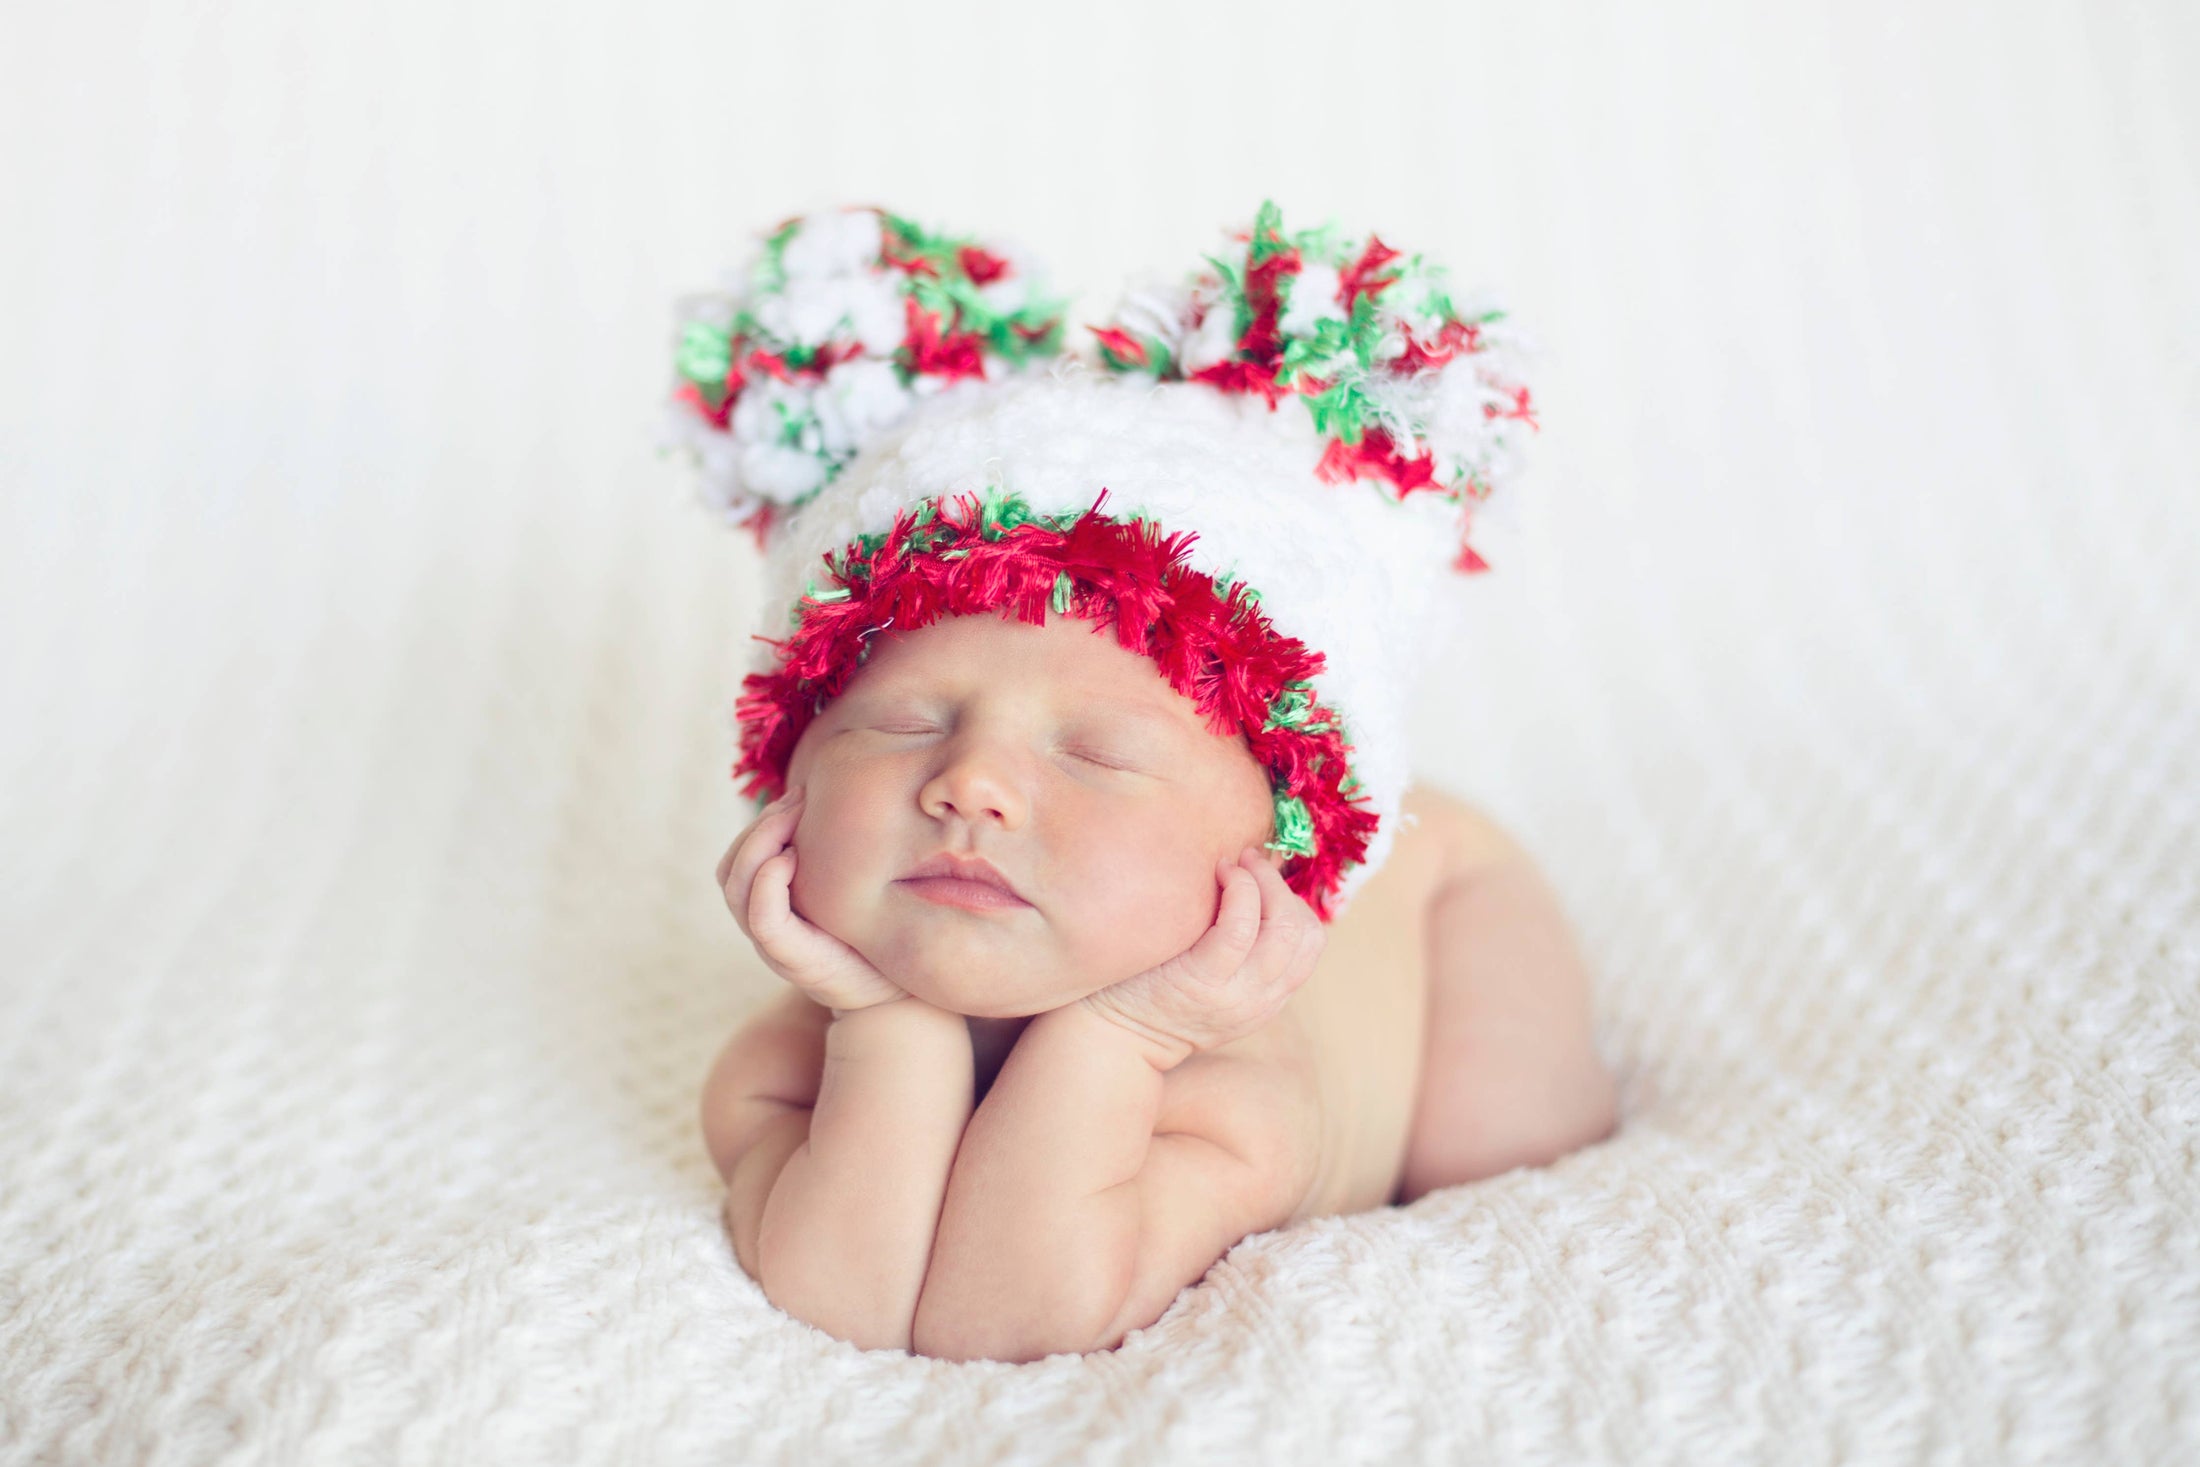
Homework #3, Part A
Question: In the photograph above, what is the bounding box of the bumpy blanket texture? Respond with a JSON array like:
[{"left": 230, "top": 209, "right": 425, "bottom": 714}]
[{"left": 1, "top": 3, "right": 2194, "bottom": 1463}]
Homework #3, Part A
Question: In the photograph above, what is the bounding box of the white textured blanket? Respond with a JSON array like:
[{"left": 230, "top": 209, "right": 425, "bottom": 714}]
[{"left": 2, "top": 2, "right": 2195, "bottom": 1463}]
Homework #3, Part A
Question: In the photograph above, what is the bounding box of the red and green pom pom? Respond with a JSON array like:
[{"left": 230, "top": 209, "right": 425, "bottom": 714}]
[
  {"left": 664, "top": 207, "right": 1070, "bottom": 544},
  {"left": 1086, "top": 199, "right": 1538, "bottom": 574}
]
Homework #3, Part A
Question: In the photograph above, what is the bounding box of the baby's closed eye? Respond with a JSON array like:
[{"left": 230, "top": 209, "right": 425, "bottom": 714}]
[
  {"left": 1064, "top": 749, "right": 1141, "bottom": 773},
  {"left": 1058, "top": 730, "right": 1158, "bottom": 770},
  {"left": 857, "top": 720, "right": 1143, "bottom": 770}
]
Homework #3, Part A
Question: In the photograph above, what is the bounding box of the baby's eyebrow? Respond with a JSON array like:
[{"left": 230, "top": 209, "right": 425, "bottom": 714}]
[
  {"left": 1074, "top": 698, "right": 1197, "bottom": 738},
  {"left": 845, "top": 684, "right": 1196, "bottom": 737}
]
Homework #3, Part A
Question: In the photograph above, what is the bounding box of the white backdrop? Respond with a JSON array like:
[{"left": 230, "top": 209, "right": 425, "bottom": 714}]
[{"left": 2, "top": 2, "right": 2196, "bottom": 1464}]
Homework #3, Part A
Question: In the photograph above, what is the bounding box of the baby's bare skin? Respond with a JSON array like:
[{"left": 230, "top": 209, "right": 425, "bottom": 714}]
[
  {"left": 699, "top": 613, "right": 1616, "bottom": 1359},
  {"left": 1272, "top": 783, "right": 1617, "bottom": 1216},
  {"left": 704, "top": 784, "right": 1616, "bottom": 1342},
  {"left": 893, "top": 778, "right": 1619, "bottom": 1214}
]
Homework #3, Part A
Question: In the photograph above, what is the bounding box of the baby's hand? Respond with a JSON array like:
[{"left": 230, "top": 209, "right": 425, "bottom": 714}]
[
  {"left": 715, "top": 787, "right": 907, "bottom": 1016},
  {"left": 1077, "top": 847, "right": 1326, "bottom": 1071}
]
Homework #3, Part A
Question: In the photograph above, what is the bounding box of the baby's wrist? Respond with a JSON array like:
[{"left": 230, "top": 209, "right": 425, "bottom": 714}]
[
  {"left": 829, "top": 993, "right": 907, "bottom": 1022},
  {"left": 830, "top": 990, "right": 946, "bottom": 1024},
  {"left": 823, "top": 992, "right": 975, "bottom": 1068},
  {"left": 1070, "top": 994, "right": 1193, "bottom": 1073}
]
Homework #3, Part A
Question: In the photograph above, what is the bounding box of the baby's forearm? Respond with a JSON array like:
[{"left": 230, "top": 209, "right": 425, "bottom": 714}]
[
  {"left": 757, "top": 996, "right": 973, "bottom": 1352},
  {"left": 913, "top": 1003, "right": 1163, "bottom": 1360}
]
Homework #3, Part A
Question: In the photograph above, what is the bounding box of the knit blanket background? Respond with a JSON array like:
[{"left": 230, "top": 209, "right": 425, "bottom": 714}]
[{"left": 2, "top": 2, "right": 2195, "bottom": 1463}]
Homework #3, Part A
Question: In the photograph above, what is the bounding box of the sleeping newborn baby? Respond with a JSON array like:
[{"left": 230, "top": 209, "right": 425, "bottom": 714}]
[
  {"left": 665, "top": 199, "right": 1617, "bottom": 1362},
  {"left": 700, "top": 609, "right": 1618, "bottom": 1362}
]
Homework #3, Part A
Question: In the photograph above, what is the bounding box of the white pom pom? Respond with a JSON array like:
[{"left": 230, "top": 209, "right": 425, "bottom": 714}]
[
  {"left": 779, "top": 209, "right": 885, "bottom": 279},
  {"left": 727, "top": 379, "right": 831, "bottom": 506},
  {"left": 811, "top": 359, "right": 911, "bottom": 458},
  {"left": 736, "top": 438, "right": 830, "bottom": 505},
  {"left": 1278, "top": 262, "right": 1344, "bottom": 337},
  {"left": 1109, "top": 279, "right": 1196, "bottom": 359},
  {"left": 1180, "top": 303, "right": 1241, "bottom": 375},
  {"left": 750, "top": 272, "right": 897, "bottom": 351}
]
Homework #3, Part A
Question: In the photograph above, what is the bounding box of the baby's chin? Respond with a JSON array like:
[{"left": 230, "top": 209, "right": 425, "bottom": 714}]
[{"left": 863, "top": 911, "right": 1103, "bottom": 1019}]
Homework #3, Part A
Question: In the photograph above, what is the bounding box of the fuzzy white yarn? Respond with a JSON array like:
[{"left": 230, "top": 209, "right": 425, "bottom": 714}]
[{"left": 758, "top": 362, "right": 1470, "bottom": 913}]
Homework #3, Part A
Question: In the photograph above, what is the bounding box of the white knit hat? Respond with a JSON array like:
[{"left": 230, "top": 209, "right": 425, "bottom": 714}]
[{"left": 661, "top": 201, "right": 1539, "bottom": 920}]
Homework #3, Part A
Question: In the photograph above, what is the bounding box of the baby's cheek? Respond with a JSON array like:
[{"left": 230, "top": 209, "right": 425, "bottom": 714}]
[
  {"left": 787, "top": 801, "right": 884, "bottom": 938},
  {"left": 783, "top": 824, "right": 842, "bottom": 932},
  {"left": 1071, "top": 837, "right": 1219, "bottom": 980}
]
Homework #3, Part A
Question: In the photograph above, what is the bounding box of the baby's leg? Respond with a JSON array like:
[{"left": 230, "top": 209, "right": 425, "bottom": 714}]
[{"left": 1395, "top": 858, "right": 1617, "bottom": 1204}]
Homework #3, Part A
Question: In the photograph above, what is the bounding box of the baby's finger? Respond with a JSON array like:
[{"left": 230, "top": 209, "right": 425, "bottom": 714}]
[
  {"left": 723, "top": 819, "right": 793, "bottom": 937},
  {"left": 716, "top": 838, "right": 740, "bottom": 894},
  {"left": 744, "top": 849, "right": 807, "bottom": 960},
  {"left": 1178, "top": 860, "right": 1262, "bottom": 986},
  {"left": 716, "top": 797, "right": 787, "bottom": 890},
  {"left": 719, "top": 791, "right": 793, "bottom": 888},
  {"left": 720, "top": 794, "right": 804, "bottom": 929},
  {"left": 720, "top": 797, "right": 784, "bottom": 885},
  {"left": 1238, "top": 852, "right": 1322, "bottom": 985},
  {"left": 746, "top": 847, "right": 846, "bottom": 978}
]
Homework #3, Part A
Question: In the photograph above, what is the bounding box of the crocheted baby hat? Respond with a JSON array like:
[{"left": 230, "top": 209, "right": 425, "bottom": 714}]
[{"left": 662, "top": 201, "right": 1538, "bottom": 921}]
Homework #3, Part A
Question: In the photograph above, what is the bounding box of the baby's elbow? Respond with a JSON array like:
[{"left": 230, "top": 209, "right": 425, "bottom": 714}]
[
  {"left": 754, "top": 1213, "right": 925, "bottom": 1354},
  {"left": 758, "top": 1261, "right": 917, "bottom": 1354},
  {"left": 910, "top": 1314, "right": 1075, "bottom": 1365},
  {"left": 910, "top": 1265, "right": 1125, "bottom": 1364}
]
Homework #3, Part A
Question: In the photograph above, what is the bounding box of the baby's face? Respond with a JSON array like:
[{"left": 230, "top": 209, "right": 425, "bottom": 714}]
[{"left": 779, "top": 610, "right": 1278, "bottom": 1018}]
